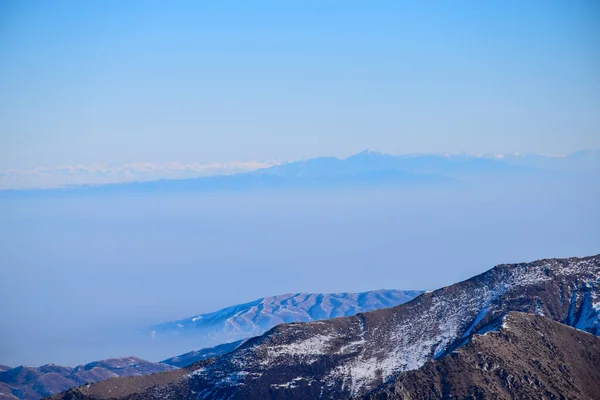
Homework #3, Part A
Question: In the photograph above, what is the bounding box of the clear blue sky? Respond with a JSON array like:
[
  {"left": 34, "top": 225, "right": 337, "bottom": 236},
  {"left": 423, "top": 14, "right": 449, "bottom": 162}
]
[{"left": 1, "top": 0, "right": 599, "bottom": 169}]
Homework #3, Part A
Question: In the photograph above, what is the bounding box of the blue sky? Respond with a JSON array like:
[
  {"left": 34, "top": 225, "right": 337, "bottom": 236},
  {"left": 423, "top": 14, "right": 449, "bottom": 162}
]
[
  {"left": 1, "top": 0, "right": 599, "bottom": 169},
  {"left": 1, "top": 1, "right": 600, "bottom": 366}
]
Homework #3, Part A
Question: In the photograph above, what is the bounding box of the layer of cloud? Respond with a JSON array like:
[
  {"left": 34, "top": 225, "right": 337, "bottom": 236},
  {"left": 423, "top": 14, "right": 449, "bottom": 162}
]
[{"left": 0, "top": 160, "right": 281, "bottom": 190}]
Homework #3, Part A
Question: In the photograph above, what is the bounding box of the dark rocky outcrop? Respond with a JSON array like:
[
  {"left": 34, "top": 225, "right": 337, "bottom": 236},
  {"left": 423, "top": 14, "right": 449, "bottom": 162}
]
[{"left": 367, "top": 312, "right": 600, "bottom": 400}]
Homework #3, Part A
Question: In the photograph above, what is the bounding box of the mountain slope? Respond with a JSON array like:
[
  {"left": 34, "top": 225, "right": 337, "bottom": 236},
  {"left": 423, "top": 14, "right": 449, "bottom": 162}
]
[
  {"left": 182, "top": 254, "right": 600, "bottom": 399},
  {"left": 161, "top": 340, "right": 245, "bottom": 368},
  {"left": 0, "top": 357, "right": 175, "bottom": 400},
  {"left": 51, "top": 254, "right": 600, "bottom": 399},
  {"left": 48, "top": 359, "right": 219, "bottom": 400},
  {"left": 151, "top": 290, "right": 423, "bottom": 344},
  {"left": 367, "top": 312, "right": 600, "bottom": 400}
]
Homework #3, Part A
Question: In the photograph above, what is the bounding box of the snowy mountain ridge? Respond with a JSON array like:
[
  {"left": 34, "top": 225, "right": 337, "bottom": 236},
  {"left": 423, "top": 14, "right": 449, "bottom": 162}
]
[
  {"left": 151, "top": 289, "right": 423, "bottom": 344},
  {"left": 49, "top": 254, "right": 600, "bottom": 399},
  {"left": 182, "top": 254, "right": 600, "bottom": 398}
]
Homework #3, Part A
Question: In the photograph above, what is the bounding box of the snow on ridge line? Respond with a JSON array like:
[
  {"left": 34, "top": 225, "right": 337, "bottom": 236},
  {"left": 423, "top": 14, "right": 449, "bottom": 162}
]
[
  {"left": 152, "top": 289, "right": 423, "bottom": 336},
  {"left": 185, "top": 256, "right": 600, "bottom": 397}
]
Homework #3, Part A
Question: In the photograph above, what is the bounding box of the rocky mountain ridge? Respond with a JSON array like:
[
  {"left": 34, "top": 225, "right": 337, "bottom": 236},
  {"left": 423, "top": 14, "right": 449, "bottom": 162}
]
[
  {"left": 50, "top": 254, "right": 600, "bottom": 399},
  {"left": 183, "top": 254, "right": 600, "bottom": 398},
  {"left": 367, "top": 312, "right": 600, "bottom": 399}
]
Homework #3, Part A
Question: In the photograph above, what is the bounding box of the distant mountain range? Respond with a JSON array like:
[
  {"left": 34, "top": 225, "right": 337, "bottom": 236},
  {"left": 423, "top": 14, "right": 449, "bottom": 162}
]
[
  {"left": 151, "top": 290, "right": 423, "bottom": 347},
  {"left": 0, "top": 357, "right": 175, "bottom": 400},
  {"left": 257, "top": 149, "right": 534, "bottom": 178},
  {"left": 50, "top": 254, "right": 600, "bottom": 399},
  {"left": 2, "top": 149, "right": 598, "bottom": 195}
]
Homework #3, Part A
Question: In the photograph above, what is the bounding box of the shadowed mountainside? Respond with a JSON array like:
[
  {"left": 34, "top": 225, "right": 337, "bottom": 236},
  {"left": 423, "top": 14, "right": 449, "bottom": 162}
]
[{"left": 367, "top": 312, "right": 600, "bottom": 400}]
